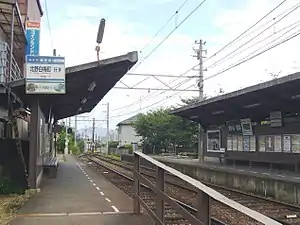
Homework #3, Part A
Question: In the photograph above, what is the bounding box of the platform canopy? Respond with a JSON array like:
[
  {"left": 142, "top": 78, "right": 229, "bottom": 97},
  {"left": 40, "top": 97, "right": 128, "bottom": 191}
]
[
  {"left": 10, "top": 51, "right": 138, "bottom": 120},
  {"left": 171, "top": 72, "right": 300, "bottom": 129}
]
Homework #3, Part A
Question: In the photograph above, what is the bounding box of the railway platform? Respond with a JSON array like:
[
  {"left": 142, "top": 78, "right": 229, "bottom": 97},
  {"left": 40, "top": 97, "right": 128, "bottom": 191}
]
[
  {"left": 152, "top": 155, "right": 300, "bottom": 182},
  {"left": 148, "top": 155, "right": 300, "bottom": 205},
  {"left": 10, "top": 155, "right": 153, "bottom": 225}
]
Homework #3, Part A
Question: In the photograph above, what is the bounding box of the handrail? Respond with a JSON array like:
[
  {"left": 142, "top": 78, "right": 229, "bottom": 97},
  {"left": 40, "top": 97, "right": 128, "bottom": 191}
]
[
  {"left": 0, "top": 41, "right": 23, "bottom": 82},
  {"left": 133, "top": 151, "right": 282, "bottom": 225}
]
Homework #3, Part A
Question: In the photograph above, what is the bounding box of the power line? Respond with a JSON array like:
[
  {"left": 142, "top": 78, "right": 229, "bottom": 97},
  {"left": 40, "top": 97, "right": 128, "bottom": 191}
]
[
  {"left": 111, "top": 0, "right": 288, "bottom": 113},
  {"left": 206, "top": 1, "right": 300, "bottom": 69},
  {"left": 44, "top": 0, "right": 54, "bottom": 50},
  {"left": 111, "top": 28, "right": 300, "bottom": 119},
  {"left": 206, "top": 0, "right": 288, "bottom": 61},
  {"left": 139, "top": 0, "right": 190, "bottom": 54},
  {"left": 131, "top": 0, "right": 207, "bottom": 72},
  {"left": 207, "top": 19, "right": 300, "bottom": 70}
]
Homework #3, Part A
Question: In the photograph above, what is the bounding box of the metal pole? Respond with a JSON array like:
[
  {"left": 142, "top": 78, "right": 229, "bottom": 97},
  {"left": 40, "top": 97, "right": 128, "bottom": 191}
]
[
  {"left": 64, "top": 118, "right": 68, "bottom": 154},
  {"left": 74, "top": 115, "right": 77, "bottom": 146},
  {"left": 7, "top": 6, "right": 15, "bottom": 138},
  {"left": 197, "top": 39, "right": 205, "bottom": 161},
  {"left": 106, "top": 103, "right": 110, "bottom": 154},
  {"left": 92, "top": 118, "right": 95, "bottom": 152},
  {"left": 8, "top": 6, "right": 14, "bottom": 82}
]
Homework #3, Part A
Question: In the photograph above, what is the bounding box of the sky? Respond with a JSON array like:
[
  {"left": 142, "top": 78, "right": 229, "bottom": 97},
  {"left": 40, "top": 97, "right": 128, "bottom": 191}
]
[{"left": 39, "top": 0, "right": 300, "bottom": 133}]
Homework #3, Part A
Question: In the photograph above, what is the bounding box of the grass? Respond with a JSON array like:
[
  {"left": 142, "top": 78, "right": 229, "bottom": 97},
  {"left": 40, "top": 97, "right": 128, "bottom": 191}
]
[
  {"left": 0, "top": 194, "right": 31, "bottom": 225},
  {"left": 102, "top": 153, "right": 121, "bottom": 161}
]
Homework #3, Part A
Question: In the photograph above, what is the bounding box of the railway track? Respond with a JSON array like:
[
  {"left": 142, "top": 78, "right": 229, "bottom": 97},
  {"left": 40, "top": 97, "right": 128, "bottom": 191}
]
[
  {"left": 79, "top": 155, "right": 228, "bottom": 225},
  {"left": 83, "top": 153, "right": 300, "bottom": 225}
]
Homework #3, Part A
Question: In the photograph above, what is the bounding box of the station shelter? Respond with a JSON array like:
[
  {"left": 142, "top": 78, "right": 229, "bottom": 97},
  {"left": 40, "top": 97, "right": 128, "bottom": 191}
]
[
  {"left": 7, "top": 51, "right": 138, "bottom": 190},
  {"left": 172, "top": 72, "right": 300, "bottom": 172}
]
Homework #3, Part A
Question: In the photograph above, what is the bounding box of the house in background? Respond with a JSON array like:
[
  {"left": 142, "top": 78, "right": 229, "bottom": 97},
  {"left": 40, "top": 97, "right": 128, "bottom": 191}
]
[{"left": 117, "top": 115, "right": 141, "bottom": 146}]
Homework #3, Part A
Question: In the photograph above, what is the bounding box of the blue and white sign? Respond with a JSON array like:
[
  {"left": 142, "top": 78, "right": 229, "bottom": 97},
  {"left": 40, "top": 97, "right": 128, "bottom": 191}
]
[
  {"left": 25, "top": 56, "right": 66, "bottom": 94},
  {"left": 25, "top": 21, "right": 40, "bottom": 56}
]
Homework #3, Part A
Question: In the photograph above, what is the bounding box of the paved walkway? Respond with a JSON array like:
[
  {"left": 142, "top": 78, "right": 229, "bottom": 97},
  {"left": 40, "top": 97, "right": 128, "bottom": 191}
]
[
  {"left": 11, "top": 155, "right": 153, "bottom": 225},
  {"left": 153, "top": 155, "right": 300, "bottom": 183}
]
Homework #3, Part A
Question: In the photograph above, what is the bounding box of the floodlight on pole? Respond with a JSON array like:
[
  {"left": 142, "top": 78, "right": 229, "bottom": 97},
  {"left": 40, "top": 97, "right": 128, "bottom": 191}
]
[{"left": 96, "top": 18, "right": 106, "bottom": 65}]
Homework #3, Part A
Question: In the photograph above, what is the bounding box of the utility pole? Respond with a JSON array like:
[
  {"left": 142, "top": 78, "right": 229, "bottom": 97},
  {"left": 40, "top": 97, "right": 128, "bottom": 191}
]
[
  {"left": 74, "top": 115, "right": 77, "bottom": 146},
  {"left": 106, "top": 103, "right": 110, "bottom": 154},
  {"left": 193, "top": 39, "right": 206, "bottom": 161},
  {"left": 92, "top": 118, "right": 95, "bottom": 152},
  {"left": 64, "top": 118, "right": 68, "bottom": 155}
]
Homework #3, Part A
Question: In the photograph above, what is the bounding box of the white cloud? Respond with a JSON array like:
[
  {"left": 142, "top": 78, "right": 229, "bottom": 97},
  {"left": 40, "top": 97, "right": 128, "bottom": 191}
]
[{"left": 41, "top": 0, "right": 300, "bottom": 130}]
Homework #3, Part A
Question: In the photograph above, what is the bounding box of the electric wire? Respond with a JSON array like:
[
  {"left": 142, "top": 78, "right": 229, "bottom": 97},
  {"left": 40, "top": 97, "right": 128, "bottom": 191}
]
[
  {"left": 130, "top": 0, "right": 207, "bottom": 73},
  {"left": 44, "top": 0, "right": 54, "bottom": 50},
  {"left": 111, "top": 27, "right": 300, "bottom": 119},
  {"left": 206, "top": 1, "right": 300, "bottom": 69},
  {"left": 110, "top": 0, "right": 292, "bottom": 114},
  {"left": 139, "top": 0, "right": 190, "bottom": 54}
]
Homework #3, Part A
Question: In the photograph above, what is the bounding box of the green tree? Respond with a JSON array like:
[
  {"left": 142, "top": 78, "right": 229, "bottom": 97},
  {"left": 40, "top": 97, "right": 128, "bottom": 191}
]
[
  {"left": 133, "top": 106, "right": 198, "bottom": 155},
  {"left": 56, "top": 127, "right": 79, "bottom": 154}
]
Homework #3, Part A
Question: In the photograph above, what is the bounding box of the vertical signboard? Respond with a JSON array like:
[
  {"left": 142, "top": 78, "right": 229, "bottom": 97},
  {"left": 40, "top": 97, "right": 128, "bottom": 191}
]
[
  {"left": 25, "top": 56, "right": 66, "bottom": 94},
  {"left": 25, "top": 21, "right": 40, "bottom": 56},
  {"left": 240, "top": 118, "right": 253, "bottom": 136}
]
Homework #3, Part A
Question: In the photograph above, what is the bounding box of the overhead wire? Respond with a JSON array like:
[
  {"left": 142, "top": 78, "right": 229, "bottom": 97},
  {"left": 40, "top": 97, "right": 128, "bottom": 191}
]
[
  {"left": 130, "top": 0, "right": 207, "bottom": 73},
  {"left": 205, "top": 0, "right": 288, "bottom": 61},
  {"left": 111, "top": 0, "right": 290, "bottom": 112},
  {"left": 139, "top": 0, "right": 190, "bottom": 54},
  {"left": 206, "top": 1, "right": 300, "bottom": 69},
  {"left": 44, "top": 0, "right": 54, "bottom": 50},
  {"left": 111, "top": 22, "right": 300, "bottom": 119},
  {"left": 208, "top": 19, "right": 300, "bottom": 70}
]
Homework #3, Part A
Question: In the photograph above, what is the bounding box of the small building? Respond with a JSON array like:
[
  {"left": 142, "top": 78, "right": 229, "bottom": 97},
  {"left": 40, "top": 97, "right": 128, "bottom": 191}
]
[
  {"left": 172, "top": 72, "right": 300, "bottom": 172},
  {"left": 117, "top": 115, "right": 141, "bottom": 146}
]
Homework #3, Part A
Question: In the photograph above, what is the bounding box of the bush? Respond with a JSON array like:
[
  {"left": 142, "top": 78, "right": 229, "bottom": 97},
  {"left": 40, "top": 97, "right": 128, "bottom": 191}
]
[
  {"left": 70, "top": 145, "right": 80, "bottom": 155},
  {"left": 124, "top": 144, "right": 133, "bottom": 150},
  {"left": 0, "top": 176, "right": 13, "bottom": 195},
  {"left": 109, "top": 141, "right": 119, "bottom": 148}
]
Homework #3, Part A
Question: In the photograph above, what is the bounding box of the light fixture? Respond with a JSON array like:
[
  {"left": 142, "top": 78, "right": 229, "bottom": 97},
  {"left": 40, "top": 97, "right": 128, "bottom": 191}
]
[
  {"left": 88, "top": 82, "right": 96, "bottom": 92},
  {"left": 212, "top": 110, "right": 224, "bottom": 115},
  {"left": 81, "top": 98, "right": 87, "bottom": 104},
  {"left": 244, "top": 103, "right": 261, "bottom": 108},
  {"left": 78, "top": 107, "right": 82, "bottom": 112},
  {"left": 190, "top": 116, "right": 198, "bottom": 119},
  {"left": 292, "top": 94, "right": 300, "bottom": 99}
]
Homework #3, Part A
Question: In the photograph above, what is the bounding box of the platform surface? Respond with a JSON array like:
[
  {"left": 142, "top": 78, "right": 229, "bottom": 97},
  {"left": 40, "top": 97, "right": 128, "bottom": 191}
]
[
  {"left": 10, "top": 155, "right": 153, "bottom": 225},
  {"left": 152, "top": 155, "right": 300, "bottom": 183}
]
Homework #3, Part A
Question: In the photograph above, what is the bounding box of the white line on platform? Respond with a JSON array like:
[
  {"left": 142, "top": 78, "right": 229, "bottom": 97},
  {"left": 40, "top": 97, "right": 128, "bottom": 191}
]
[
  {"left": 277, "top": 175, "right": 285, "bottom": 177},
  {"left": 111, "top": 206, "right": 119, "bottom": 212},
  {"left": 250, "top": 171, "right": 257, "bottom": 174},
  {"left": 238, "top": 169, "right": 244, "bottom": 172},
  {"left": 18, "top": 213, "right": 68, "bottom": 217},
  {"left": 68, "top": 212, "right": 102, "bottom": 216},
  {"left": 100, "top": 192, "right": 104, "bottom": 195},
  {"left": 105, "top": 198, "right": 111, "bottom": 202},
  {"left": 262, "top": 173, "right": 270, "bottom": 175},
  {"left": 96, "top": 187, "right": 100, "bottom": 191}
]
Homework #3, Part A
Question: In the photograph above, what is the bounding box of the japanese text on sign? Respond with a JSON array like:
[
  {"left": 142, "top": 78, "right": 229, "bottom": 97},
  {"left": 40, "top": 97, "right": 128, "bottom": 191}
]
[{"left": 29, "top": 66, "right": 62, "bottom": 73}]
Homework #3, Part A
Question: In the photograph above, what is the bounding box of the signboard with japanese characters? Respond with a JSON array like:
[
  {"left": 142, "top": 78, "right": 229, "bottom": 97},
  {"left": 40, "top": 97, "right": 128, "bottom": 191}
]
[
  {"left": 25, "top": 21, "right": 40, "bottom": 56},
  {"left": 25, "top": 56, "right": 66, "bottom": 94}
]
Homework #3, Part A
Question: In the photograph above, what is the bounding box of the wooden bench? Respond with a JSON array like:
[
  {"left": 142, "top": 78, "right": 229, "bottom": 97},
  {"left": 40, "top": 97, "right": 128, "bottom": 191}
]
[{"left": 44, "top": 157, "right": 59, "bottom": 178}]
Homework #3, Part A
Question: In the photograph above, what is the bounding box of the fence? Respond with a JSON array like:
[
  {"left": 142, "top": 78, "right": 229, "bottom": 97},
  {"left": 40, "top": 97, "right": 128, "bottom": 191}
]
[
  {"left": 0, "top": 41, "right": 23, "bottom": 83},
  {"left": 133, "top": 151, "right": 281, "bottom": 225}
]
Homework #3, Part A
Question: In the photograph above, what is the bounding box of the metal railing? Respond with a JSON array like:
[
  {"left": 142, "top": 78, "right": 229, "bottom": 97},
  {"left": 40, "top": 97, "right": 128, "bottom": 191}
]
[
  {"left": 0, "top": 41, "right": 23, "bottom": 83},
  {"left": 133, "top": 151, "right": 282, "bottom": 225}
]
